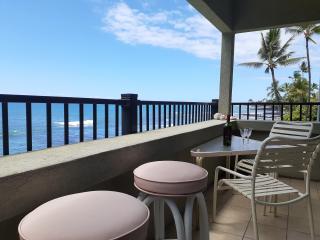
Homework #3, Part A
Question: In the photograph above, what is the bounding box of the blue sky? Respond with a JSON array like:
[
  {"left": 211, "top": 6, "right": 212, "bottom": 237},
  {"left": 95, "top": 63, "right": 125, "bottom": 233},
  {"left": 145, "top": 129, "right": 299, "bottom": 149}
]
[{"left": 0, "top": 0, "right": 319, "bottom": 102}]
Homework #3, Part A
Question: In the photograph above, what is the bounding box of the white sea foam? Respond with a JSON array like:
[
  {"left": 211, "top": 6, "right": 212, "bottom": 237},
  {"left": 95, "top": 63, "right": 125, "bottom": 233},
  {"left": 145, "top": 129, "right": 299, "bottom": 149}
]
[{"left": 54, "top": 120, "right": 93, "bottom": 127}]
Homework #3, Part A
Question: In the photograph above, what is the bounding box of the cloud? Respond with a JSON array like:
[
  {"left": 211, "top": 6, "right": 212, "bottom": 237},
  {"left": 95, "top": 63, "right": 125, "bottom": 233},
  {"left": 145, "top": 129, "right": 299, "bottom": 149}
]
[
  {"left": 101, "top": 2, "right": 320, "bottom": 66},
  {"left": 101, "top": 2, "right": 221, "bottom": 60}
]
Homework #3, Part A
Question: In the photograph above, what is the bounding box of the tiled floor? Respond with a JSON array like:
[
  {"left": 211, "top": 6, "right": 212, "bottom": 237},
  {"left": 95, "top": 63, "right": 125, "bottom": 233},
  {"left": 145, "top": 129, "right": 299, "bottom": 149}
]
[{"left": 197, "top": 178, "right": 320, "bottom": 240}]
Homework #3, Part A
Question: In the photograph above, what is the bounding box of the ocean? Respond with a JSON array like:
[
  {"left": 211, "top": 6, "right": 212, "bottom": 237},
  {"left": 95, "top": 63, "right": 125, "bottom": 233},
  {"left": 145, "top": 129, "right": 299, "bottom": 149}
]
[{"left": 0, "top": 103, "right": 172, "bottom": 156}]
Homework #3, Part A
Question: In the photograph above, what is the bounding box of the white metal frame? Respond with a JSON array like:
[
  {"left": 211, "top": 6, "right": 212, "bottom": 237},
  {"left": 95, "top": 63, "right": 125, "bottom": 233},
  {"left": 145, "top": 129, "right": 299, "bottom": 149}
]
[
  {"left": 213, "top": 135, "right": 320, "bottom": 240},
  {"left": 138, "top": 192, "right": 209, "bottom": 240},
  {"left": 235, "top": 121, "right": 314, "bottom": 173}
]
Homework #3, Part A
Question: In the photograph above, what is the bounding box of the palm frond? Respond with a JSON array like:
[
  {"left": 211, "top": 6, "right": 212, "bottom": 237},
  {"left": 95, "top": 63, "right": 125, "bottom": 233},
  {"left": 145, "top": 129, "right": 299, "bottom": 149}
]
[
  {"left": 275, "top": 35, "right": 295, "bottom": 58},
  {"left": 258, "top": 33, "right": 269, "bottom": 61},
  {"left": 238, "top": 62, "right": 264, "bottom": 68},
  {"left": 307, "top": 37, "right": 317, "bottom": 44},
  {"left": 277, "top": 57, "right": 304, "bottom": 66},
  {"left": 268, "top": 29, "right": 281, "bottom": 51},
  {"left": 275, "top": 51, "right": 294, "bottom": 63}
]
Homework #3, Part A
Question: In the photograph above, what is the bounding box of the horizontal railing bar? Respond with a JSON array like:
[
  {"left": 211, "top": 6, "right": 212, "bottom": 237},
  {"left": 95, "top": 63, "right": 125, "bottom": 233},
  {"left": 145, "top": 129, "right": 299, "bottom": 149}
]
[
  {"left": 0, "top": 94, "right": 214, "bottom": 107},
  {"left": 232, "top": 102, "right": 320, "bottom": 105},
  {"left": 139, "top": 100, "right": 212, "bottom": 105},
  {"left": 0, "top": 94, "right": 124, "bottom": 104}
]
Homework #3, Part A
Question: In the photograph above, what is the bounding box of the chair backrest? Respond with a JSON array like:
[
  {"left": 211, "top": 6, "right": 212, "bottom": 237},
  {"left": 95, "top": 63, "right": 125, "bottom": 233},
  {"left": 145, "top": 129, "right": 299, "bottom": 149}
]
[
  {"left": 269, "top": 121, "right": 313, "bottom": 139},
  {"left": 253, "top": 135, "right": 320, "bottom": 178}
]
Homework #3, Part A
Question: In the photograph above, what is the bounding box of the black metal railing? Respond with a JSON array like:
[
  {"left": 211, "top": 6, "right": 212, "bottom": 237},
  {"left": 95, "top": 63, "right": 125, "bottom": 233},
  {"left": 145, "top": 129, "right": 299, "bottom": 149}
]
[
  {"left": 0, "top": 94, "right": 124, "bottom": 156},
  {"left": 231, "top": 102, "right": 320, "bottom": 121},
  {"left": 0, "top": 94, "right": 217, "bottom": 156},
  {"left": 138, "top": 101, "right": 214, "bottom": 132}
]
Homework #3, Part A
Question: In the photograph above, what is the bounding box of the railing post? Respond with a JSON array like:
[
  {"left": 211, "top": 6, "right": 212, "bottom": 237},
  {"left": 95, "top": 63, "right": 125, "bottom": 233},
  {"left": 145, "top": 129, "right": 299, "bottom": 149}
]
[
  {"left": 211, "top": 99, "right": 219, "bottom": 118},
  {"left": 121, "top": 93, "right": 138, "bottom": 135}
]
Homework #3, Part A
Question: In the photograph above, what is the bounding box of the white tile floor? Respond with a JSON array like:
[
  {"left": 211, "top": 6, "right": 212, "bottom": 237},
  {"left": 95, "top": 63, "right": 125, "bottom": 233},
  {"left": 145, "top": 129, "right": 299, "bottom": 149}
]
[{"left": 196, "top": 178, "right": 320, "bottom": 240}]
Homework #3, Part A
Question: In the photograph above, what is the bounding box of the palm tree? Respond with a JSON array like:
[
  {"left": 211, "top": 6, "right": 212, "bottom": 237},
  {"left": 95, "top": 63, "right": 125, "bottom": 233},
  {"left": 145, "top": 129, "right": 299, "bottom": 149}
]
[
  {"left": 300, "top": 61, "right": 308, "bottom": 75},
  {"left": 239, "top": 28, "right": 303, "bottom": 102},
  {"left": 267, "top": 80, "right": 281, "bottom": 101},
  {"left": 286, "top": 24, "right": 320, "bottom": 102}
]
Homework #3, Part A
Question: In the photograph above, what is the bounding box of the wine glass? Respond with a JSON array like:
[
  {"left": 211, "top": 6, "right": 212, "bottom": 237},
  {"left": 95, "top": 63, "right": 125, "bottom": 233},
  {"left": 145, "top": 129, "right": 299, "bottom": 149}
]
[
  {"left": 245, "top": 128, "right": 253, "bottom": 143},
  {"left": 239, "top": 128, "right": 246, "bottom": 144}
]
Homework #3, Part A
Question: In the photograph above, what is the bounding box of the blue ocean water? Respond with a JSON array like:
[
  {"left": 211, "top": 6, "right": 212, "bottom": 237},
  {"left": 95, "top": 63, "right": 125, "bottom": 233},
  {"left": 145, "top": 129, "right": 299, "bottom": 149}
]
[{"left": 0, "top": 103, "right": 169, "bottom": 156}]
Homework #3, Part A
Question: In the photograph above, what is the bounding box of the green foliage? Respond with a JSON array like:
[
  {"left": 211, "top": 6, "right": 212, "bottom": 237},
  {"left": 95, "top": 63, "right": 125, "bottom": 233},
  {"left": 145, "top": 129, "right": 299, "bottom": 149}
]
[
  {"left": 280, "top": 71, "right": 318, "bottom": 102},
  {"left": 281, "top": 71, "right": 319, "bottom": 121}
]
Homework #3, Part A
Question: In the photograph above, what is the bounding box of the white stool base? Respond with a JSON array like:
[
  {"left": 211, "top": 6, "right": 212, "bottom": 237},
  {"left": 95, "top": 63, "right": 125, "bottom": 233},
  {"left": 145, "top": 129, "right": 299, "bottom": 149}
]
[{"left": 139, "top": 192, "right": 209, "bottom": 240}]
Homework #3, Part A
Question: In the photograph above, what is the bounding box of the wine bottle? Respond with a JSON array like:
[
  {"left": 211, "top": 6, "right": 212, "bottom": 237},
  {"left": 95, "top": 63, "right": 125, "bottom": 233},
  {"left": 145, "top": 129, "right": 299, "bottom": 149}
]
[{"left": 223, "top": 114, "right": 232, "bottom": 146}]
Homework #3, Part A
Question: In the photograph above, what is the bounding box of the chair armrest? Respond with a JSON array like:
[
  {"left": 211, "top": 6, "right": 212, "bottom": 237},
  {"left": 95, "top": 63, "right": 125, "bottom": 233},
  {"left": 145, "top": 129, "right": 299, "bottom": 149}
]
[{"left": 215, "top": 166, "right": 252, "bottom": 180}]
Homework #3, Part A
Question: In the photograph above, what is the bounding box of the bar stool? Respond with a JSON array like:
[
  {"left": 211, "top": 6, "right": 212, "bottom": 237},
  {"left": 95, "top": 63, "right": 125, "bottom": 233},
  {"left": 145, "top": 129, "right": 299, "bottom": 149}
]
[
  {"left": 18, "top": 191, "right": 150, "bottom": 240},
  {"left": 134, "top": 160, "right": 209, "bottom": 240}
]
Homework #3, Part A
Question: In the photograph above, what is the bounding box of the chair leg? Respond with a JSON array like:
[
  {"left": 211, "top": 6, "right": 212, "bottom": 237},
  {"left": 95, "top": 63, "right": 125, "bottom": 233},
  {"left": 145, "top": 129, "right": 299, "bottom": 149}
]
[
  {"left": 196, "top": 193, "right": 209, "bottom": 240},
  {"left": 184, "top": 196, "right": 195, "bottom": 240},
  {"left": 234, "top": 155, "right": 239, "bottom": 179},
  {"left": 269, "top": 196, "right": 273, "bottom": 213},
  {"left": 263, "top": 196, "right": 267, "bottom": 216},
  {"left": 159, "top": 199, "right": 165, "bottom": 239},
  {"left": 164, "top": 199, "right": 186, "bottom": 240},
  {"left": 153, "top": 199, "right": 161, "bottom": 240},
  {"left": 273, "top": 195, "right": 278, "bottom": 217},
  {"left": 226, "top": 156, "right": 231, "bottom": 178},
  {"left": 213, "top": 171, "right": 219, "bottom": 221},
  {"left": 307, "top": 196, "right": 315, "bottom": 240},
  {"left": 144, "top": 196, "right": 185, "bottom": 240},
  {"left": 251, "top": 198, "right": 259, "bottom": 240}
]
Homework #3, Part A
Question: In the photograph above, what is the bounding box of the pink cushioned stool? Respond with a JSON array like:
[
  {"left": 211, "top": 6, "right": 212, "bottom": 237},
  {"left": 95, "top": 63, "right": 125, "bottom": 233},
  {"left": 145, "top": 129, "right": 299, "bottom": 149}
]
[
  {"left": 134, "top": 161, "right": 209, "bottom": 240},
  {"left": 18, "top": 191, "right": 150, "bottom": 240}
]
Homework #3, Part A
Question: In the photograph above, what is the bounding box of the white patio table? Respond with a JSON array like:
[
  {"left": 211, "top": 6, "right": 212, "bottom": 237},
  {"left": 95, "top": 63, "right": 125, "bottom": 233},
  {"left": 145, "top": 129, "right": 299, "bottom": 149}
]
[{"left": 190, "top": 136, "right": 262, "bottom": 178}]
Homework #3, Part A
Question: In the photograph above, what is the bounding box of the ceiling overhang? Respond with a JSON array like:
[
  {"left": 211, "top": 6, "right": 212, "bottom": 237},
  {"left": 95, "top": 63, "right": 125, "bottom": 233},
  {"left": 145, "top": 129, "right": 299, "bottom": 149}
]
[{"left": 188, "top": 0, "right": 320, "bottom": 33}]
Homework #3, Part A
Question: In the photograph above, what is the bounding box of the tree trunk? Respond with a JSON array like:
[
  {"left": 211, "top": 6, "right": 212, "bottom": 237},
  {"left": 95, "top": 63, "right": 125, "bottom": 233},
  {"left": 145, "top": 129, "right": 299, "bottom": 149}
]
[
  {"left": 306, "top": 38, "right": 312, "bottom": 102},
  {"left": 270, "top": 68, "right": 280, "bottom": 102}
]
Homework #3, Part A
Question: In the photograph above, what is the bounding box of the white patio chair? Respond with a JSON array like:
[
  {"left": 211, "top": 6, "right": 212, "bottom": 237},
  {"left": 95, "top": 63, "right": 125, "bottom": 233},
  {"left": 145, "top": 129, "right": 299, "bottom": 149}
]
[
  {"left": 235, "top": 121, "right": 313, "bottom": 173},
  {"left": 213, "top": 135, "right": 320, "bottom": 240},
  {"left": 235, "top": 121, "right": 314, "bottom": 215}
]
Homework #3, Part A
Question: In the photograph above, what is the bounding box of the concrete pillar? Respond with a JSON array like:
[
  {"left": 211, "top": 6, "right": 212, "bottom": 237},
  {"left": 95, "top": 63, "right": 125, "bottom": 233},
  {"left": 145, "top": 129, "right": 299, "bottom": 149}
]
[{"left": 218, "top": 33, "right": 235, "bottom": 115}]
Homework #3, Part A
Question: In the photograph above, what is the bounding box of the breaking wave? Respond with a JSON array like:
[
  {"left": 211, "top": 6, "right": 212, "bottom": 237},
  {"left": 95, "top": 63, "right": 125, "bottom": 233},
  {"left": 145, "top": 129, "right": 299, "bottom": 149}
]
[{"left": 54, "top": 120, "right": 93, "bottom": 127}]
